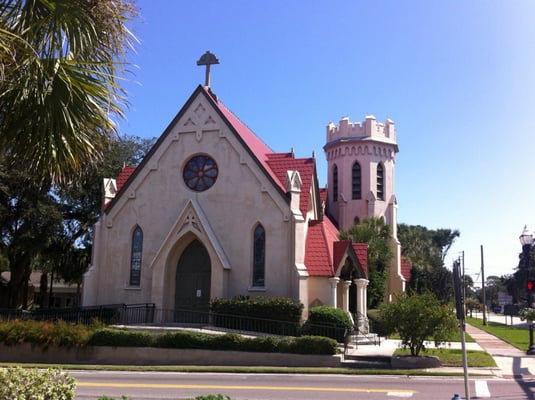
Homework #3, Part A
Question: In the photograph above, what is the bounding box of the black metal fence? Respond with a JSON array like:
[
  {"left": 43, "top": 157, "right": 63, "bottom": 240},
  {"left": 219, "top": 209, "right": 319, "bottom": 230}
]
[
  {"left": 0, "top": 303, "right": 156, "bottom": 325},
  {"left": 0, "top": 304, "right": 354, "bottom": 342}
]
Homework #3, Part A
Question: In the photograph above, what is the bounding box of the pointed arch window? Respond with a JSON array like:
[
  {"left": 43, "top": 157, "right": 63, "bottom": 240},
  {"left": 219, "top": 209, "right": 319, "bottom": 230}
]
[
  {"left": 377, "top": 163, "right": 384, "bottom": 201},
  {"left": 352, "top": 162, "right": 361, "bottom": 200},
  {"left": 130, "top": 226, "right": 143, "bottom": 286},
  {"left": 253, "top": 224, "right": 265, "bottom": 287},
  {"left": 333, "top": 165, "right": 338, "bottom": 202}
]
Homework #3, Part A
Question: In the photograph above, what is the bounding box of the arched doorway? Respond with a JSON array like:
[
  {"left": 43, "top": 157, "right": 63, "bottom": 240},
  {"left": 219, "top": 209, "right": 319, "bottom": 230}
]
[{"left": 175, "top": 240, "right": 211, "bottom": 323}]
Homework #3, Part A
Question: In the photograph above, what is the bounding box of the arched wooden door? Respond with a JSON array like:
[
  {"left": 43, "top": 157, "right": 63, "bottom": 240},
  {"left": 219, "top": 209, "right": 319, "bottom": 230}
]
[{"left": 175, "top": 240, "right": 211, "bottom": 323}]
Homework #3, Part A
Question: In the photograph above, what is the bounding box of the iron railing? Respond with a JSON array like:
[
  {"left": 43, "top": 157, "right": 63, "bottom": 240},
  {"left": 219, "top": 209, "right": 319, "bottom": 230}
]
[{"left": 0, "top": 304, "right": 369, "bottom": 343}]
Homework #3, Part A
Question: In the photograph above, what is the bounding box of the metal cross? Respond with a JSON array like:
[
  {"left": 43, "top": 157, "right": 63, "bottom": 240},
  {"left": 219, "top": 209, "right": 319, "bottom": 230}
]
[{"left": 196, "top": 50, "right": 220, "bottom": 88}]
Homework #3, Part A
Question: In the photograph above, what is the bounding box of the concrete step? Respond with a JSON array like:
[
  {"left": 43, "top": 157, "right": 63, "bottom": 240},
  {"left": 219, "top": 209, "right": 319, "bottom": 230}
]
[{"left": 351, "top": 333, "right": 380, "bottom": 345}]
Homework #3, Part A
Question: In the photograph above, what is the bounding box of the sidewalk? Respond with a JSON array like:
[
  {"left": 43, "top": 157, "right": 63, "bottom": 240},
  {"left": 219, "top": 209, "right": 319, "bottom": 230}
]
[{"left": 349, "top": 314, "right": 535, "bottom": 377}]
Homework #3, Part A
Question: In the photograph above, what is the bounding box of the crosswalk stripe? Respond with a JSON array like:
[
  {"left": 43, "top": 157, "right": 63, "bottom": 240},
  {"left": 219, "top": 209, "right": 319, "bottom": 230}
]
[{"left": 475, "top": 380, "right": 491, "bottom": 398}]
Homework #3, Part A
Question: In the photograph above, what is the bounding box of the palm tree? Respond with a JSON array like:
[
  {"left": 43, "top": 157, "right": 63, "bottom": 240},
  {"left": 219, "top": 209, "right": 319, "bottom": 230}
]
[
  {"left": 340, "top": 216, "right": 393, "bottom": 308},
  {"left": 0, "top": 0, "right": 137, "bottom": 184}
]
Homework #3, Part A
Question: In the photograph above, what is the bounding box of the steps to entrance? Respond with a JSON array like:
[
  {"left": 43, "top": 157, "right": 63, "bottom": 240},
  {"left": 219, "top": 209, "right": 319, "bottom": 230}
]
[{"left": 351, "top": 333, "right": 380, "bottom": 346}]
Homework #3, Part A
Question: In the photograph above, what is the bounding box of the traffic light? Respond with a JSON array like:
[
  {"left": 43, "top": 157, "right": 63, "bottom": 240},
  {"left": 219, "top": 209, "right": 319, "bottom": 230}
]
[{"left": 528, "top": 279, "right": 535, "bottom": 292}]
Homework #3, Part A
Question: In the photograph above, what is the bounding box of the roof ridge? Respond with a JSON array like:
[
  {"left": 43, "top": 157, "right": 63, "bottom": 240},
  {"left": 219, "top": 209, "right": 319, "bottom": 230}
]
[{"left": 214, "top": 97, "right": 275, "bottom": 154}]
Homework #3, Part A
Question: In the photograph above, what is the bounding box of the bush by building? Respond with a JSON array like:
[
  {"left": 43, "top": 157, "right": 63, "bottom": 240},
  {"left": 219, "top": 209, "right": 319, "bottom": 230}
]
[{"left": 301, "top": 306, "right": 353, "bottom": 342}]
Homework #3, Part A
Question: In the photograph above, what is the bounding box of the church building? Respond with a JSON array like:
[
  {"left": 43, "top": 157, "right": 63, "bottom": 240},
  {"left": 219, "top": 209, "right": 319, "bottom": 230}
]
[{"left": 82, "top": 54, "right": 408, "bottom": 331}]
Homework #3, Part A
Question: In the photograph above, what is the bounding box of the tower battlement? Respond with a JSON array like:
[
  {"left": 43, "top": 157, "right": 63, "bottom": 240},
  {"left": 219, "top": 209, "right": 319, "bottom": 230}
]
[{"left": 326, "top": 115, "right": 396, "bottom": 143}]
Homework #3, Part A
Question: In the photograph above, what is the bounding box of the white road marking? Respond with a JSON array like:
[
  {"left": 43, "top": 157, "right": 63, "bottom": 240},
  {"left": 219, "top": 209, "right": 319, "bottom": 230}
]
[
  {"left": 387, "top": 392, "right": 413, "bottom": 398},
  {"left": 475, "top": 380, "right": 491, "bottom": 398}
]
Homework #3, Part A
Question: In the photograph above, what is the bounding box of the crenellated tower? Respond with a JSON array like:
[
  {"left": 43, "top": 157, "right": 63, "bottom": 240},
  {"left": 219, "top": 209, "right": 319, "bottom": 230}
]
[{"left": 323, "top": 115, "right": 405, "bottom": 298}]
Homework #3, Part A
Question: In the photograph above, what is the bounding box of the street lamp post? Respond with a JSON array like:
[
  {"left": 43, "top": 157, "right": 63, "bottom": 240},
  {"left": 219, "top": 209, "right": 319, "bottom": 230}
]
[{"left": 519, "top": 225, "right": 535, "bottom": 355}]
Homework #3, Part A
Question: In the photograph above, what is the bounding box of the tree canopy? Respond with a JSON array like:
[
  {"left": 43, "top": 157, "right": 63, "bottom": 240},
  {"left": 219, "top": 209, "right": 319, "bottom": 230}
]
[
  {"left": 0, "top": 0, "right": 137, "bottom": 184},
  {"left": 0, "top": 135, "right": 153, "bottom": 308},
  {"left": 398, "top": 224, "right": 460, "bottom": 303},
  {"left": 340, "top": 216, "right": 393, "bottom": 308}
]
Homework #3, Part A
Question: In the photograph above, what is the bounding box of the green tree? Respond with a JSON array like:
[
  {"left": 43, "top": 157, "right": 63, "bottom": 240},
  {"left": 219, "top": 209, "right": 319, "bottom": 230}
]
[
  {"left": 40, "top": 135, "right": 153, "bottom": 302},
  {"left": 0, "top": 156, "right": 63, "bottom": 308},
  {"left": 0, "top": 135, "right": 152, "bottom": 308},
  {"left": 380, "top": 292, "right": 457, "bottom": 356},
  {"left": 398, "top": 224, "right": 459, "bottom": 302},
  {"left": 340, "top": 217, "right": 393, "bottom": 308},
  {"left": 0, "top": 0, "right": 137, "bottom": 184}
]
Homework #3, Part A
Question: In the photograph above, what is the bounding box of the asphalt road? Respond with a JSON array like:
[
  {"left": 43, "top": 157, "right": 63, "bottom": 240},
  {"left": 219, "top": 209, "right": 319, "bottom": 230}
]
[{"left": 72, "top": 371, "right": 535, "bottom": 399}]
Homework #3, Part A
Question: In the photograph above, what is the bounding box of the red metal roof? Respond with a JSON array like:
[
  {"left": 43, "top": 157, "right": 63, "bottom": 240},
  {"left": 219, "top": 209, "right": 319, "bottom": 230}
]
[
  {"left": 352, "top": 243, "right": 368, "bottom": 275},
  {"left": 305, "top": 219, "right": 368, "bottom": 277},
  {"left": 214, "top": 98, "right": 285, "bottom": 192},
  {"left": 333, "top": 240, "right": 350, "bottom": 271},
  {"left": 212, "top": 90, "right": 316, "bottom": 219},
  {"left": 116, "top": 166, "right": 136, "bottom": 192},
  {"left": 401, "top": 256, "right": 412, "bottom": 282},
  {"left": 305, "top": 220, "right": 336, "bottom": 276},
  {"left": 266, "top": 154, "right": 315, "bottom": 218},
  {"left": 319, "top": 188, "right": 327, "bottom": 204}
]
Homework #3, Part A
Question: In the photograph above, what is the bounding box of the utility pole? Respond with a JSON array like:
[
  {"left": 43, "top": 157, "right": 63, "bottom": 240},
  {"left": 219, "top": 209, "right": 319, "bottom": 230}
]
[
  {"left": 481, "top": 245, "right": 487, "bottom": 326},
  {"left": 461, "top": 251, "right": 466, "bottom": 317}
]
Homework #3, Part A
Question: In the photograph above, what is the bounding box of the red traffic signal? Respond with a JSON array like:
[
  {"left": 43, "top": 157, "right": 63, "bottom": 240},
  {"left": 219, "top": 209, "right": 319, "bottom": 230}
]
[{"left": 528, "top": 279, "right": 535, "bottom": 291}]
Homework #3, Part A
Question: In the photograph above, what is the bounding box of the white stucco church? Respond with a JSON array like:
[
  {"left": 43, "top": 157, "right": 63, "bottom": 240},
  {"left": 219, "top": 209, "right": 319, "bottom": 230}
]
[{"left": 82, "top": 54, "right": 409, "bottom": 332}]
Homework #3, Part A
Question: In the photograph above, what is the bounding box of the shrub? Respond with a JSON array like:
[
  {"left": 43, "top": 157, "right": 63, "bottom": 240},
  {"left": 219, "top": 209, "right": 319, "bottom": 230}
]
[
  {"left": 284, "top": 335, "right": 338, "bottom": 355},
  {"left": 302, "top": 306, "right": 352, "bottom": 342},
  {"left": 0, "top": 319, "right": 91, "bottom": 348},
  {"left": 155, "top": 330, "right": 211, "bottom": 349},
  {"left": 0, "top": 318, "right": 338, "bottom": 355},
  {"left": 210, "top": 296, "right": 303, "bottom": 335},
  {"left": 88, "top": 328, "right": 154, "bottom": 347},
  {"left": 0, "top": 367, "right": 75, "bottom": 399},
  {"left": 188, "top": 396, "right": 232, "bottom": 400},
  {"left": 380, "top": 292, "right": 458, "bottom": 356}
]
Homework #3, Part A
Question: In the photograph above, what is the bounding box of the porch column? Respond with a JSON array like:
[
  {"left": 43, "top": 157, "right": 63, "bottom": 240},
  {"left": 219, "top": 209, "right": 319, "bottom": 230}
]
[
  {"left": 355, "top": 278, "right": 369, "bottom": 334},
  {"left": 328, "top": 277, "right": 339, "bottom": 307},
  {"left": 341, "top": 280, "right": 351, "bottom": 312}
]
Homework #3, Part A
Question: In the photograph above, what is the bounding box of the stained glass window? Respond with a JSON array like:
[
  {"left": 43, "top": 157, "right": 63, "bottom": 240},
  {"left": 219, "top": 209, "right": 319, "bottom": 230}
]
[
  {"left": 253, "top": 225, "right": 265, "bottom": 287},
  {"left": 183, "top": 155, "right": 218, "bottom": 192},
  {"left": 130, "top": 226, "right": 143, "bottom": 286}
]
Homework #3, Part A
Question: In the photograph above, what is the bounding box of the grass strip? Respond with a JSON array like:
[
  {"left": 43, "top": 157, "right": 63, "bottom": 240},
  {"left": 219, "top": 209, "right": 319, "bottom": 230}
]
[
  {"left": 393, "top": 348, "right": 496, "bottom": 367},
  {"left": 0, "top": 362, "right": 493, "bottom": 376},
  {"left": 467, "top": 317, "right": 529, "bottom": 351}
]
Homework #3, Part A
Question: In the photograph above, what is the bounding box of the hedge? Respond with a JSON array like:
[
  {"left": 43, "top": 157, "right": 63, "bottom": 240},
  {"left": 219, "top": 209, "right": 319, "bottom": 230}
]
[
  {"left": 210, "top": 296, "right": 303, "bottom": 335},
  {"left": 0, "top": 320, "right": 338, "bottom": 355}
]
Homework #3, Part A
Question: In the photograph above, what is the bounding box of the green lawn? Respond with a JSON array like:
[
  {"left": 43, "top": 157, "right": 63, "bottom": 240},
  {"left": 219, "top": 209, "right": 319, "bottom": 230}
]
[
  {"left": 467, "top": 317, "right": 529, "bottom": 351},
  {"left": 394, "top": 348, "right": 496, "bottom": 367}
]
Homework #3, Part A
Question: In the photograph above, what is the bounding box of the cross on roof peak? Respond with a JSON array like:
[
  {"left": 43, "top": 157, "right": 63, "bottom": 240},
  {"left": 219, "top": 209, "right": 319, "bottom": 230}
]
[{"left": 197, "top": 50, "right": 220, "bottom": 88}]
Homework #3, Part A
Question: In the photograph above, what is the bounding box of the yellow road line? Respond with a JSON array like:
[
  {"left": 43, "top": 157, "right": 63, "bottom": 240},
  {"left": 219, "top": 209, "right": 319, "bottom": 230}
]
[{"left": 77, "top": 382, "right": 416, "bottom": 394}]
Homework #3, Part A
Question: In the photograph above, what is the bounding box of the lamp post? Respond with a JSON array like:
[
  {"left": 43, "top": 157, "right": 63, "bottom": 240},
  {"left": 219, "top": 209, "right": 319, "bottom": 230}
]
[{"left": 519, "top": 225, "right": 535, "bottom": 355}]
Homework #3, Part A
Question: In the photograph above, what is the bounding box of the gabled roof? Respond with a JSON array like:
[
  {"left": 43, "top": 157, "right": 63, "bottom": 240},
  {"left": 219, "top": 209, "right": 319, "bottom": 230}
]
[
  {"left": 305, "top": 217, "right": 368, "bottom": 278},
  {"left": 352, "top": 243, "right": 368, "bottom": 275},
  {"left": 401, "top": 256, "right": 412, "bottom": 282},
  {"left": 105, "top": 85, "right": 319, "bottom": 219},
  {"left": 305, "top": 220, "right": 336, "bottom": 276},
  {"left": 266, "top": 153, "right": 315, "bottom": 218},
  {"left": 116, "top": 166, "right": 136, "bottom": 192}
]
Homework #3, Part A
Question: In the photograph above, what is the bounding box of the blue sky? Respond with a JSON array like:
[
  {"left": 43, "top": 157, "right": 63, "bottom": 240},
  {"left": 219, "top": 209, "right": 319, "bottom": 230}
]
[{"left": 119, "top": 0, "right": 535, "bottom": 282}]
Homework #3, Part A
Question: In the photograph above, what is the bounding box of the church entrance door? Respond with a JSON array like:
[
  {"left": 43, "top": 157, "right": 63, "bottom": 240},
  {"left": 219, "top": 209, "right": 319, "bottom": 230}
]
[{"left": 175, "top": 240, "right": 211, "bottom": 323}]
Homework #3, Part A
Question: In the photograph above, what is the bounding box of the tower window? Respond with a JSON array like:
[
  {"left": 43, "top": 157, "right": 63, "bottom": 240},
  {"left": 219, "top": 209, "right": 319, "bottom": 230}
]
[
  {"left": 253, "top": 224, "right": 265, "bottom": 287},
  {"left": 377, "top": 163, "right": 384, "bottom": 201},
  {"left": 333, "top": 165, "right": 338, "bottom": 202},
  {"left": 130, "top": 226, "right": 143, "bottom": 286},
  {"left": 352, "top": 162, "right": 361, "bottom": 200}
]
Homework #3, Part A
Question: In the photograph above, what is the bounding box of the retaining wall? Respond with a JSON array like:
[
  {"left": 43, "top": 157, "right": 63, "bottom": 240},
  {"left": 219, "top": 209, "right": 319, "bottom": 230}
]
[{"left": 0, "top": 344, "right": 342, "bottom": 368}]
